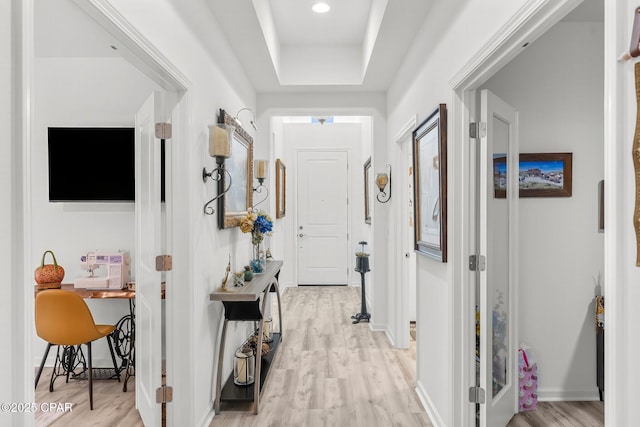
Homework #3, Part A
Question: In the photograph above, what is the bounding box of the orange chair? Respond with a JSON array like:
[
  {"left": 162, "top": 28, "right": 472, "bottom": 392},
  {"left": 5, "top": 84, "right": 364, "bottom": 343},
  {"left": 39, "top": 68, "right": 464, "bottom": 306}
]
[{"left": 34, "top": 289, "right": 120, "bottom": 410}]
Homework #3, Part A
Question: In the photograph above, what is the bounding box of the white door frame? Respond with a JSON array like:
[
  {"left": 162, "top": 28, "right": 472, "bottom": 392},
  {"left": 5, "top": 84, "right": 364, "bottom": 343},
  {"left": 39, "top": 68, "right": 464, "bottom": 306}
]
[
  {"left": 448, "top": 1, "right": 582, "bottom": 425},
  {"left": 392, "top": 116, "right": 417, "bottom": 348},
  {"left": 19, "top": 1, "right": 192, "bottom": 425}
]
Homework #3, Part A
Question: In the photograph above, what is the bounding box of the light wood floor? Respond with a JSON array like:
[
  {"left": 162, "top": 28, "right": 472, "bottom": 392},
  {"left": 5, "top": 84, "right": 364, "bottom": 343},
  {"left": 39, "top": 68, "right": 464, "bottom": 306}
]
[
  {"left": 211, "top": 285, "right": 428, "bottom": 427},
  {"left": 35, "top": 286, "right": 604, "bottom": 426},
  {"left": 507, "top": 401, "right": 603, "bottom": 427},
  {"left": 35, "top": 365, "right": 142, "bottom": 426}
]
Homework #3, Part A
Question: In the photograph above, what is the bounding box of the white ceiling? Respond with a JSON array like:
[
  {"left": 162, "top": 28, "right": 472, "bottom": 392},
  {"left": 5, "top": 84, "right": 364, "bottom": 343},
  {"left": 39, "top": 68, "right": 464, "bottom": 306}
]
[
  {"left": 36, "top": 0, "right": 603, "bottom": 94},
  {"left": 205, "top": 0, "right": 435, "bottom": 92},
  {"left": 269, "top": 0, "right": 371, "bottom": 46}
]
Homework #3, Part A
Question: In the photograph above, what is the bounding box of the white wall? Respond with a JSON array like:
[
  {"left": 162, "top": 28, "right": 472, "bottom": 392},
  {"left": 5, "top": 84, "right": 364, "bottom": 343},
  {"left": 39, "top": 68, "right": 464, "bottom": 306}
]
[
  {"left": 31, "top": 57, "right": 162, "bottom": 365},
  {"left": 480, "top": 21, "right": 604, "bottom": 400}
]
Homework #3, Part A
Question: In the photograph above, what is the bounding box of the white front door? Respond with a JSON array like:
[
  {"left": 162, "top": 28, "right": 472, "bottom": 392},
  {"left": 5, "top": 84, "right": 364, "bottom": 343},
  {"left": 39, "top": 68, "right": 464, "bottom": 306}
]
[
  {"left": 477, "top": 89, "right": 519, "bottom": 427},
  {"left": 135, "top": 91, "right": 163, "bottom": 426},
  {"left": 297, "top": 150, "right": 349, "bottom": 285}
]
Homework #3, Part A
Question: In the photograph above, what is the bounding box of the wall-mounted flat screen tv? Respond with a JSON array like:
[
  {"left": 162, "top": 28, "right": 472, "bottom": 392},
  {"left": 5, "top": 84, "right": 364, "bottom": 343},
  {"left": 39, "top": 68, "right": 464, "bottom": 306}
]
[{"left": 48, "top": 127, "right": 165, "bottom": 202}]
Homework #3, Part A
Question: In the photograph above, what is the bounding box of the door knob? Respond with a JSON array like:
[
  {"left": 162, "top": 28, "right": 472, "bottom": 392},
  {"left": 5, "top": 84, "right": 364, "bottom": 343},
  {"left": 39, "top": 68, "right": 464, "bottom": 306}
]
[
  {"left": 299, "top": 233, "right": 305, "bottom": 238},
  {"left": 405, "top": 252, "right": 410, "bottom": 258}
]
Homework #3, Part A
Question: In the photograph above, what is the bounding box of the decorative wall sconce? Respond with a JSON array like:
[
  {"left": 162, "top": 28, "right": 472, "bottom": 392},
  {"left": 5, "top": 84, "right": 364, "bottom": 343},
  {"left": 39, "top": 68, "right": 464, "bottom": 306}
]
[
  {"left": 203, "top": 124, "right": 235, "bottom": 215},
  {"left": 234, "top": 108, "right": 257, "bottom": 131},
  {"left": 376, "top": 163, "right": 391, "bottom": 203},
  {"left": 252, "top": 159, "right": 268, "bottom": 207}
]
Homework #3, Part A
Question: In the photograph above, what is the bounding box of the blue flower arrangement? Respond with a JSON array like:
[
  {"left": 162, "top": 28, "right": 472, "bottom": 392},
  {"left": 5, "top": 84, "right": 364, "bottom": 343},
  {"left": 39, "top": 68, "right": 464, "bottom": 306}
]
[{"left": 240, "top": 211, "right": 273, "bottom": 245}]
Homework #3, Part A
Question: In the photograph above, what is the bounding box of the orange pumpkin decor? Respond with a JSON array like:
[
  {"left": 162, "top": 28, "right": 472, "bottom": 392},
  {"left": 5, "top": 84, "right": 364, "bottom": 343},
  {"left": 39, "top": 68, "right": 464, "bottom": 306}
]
[{"left": 34, "top": 250, "right": 65, "bottom": 290}]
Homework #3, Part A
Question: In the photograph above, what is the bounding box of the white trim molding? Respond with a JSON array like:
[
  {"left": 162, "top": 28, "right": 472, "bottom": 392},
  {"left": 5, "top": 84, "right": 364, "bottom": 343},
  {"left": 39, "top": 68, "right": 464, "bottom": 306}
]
[{"left": 416, "top": 380, "right": 446, "bottom": 427}]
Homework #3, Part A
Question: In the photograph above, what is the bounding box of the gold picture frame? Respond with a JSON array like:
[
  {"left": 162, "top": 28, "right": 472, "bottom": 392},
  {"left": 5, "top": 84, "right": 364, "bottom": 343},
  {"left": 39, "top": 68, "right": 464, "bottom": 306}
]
[
  {"left": 276, "top": 159, "right": 286, "bottom": 218},
  {"left": 218, "top": 108, "right": 253, "bottom": 229}
]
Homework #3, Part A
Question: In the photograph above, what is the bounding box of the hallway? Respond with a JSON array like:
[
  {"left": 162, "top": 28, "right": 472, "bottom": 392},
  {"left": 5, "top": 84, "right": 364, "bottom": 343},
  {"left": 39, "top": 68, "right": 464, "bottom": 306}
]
[{"left": 211, "top": 286, "right": 429, "bottom": 426}]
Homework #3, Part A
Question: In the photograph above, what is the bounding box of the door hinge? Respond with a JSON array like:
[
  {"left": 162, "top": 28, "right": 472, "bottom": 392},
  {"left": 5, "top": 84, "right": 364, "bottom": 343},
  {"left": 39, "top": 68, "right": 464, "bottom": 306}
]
[
  {"left": 155, "top": 122, "right": 172, "bottom": 139},
  {"left": 469, "top": 122, "right": 486, "bottom": 139},
  {"left": 156, "top": 255, "right": 173, "bottom": 272},
  {"left": 468, "top": 255, "right": 486, "bottom": 271},
  {"left": 156, "top": 385, "right": 173, "bottom": 404},
  {"left": 469, "top": 386, "right": 486, "bottom": 404}
]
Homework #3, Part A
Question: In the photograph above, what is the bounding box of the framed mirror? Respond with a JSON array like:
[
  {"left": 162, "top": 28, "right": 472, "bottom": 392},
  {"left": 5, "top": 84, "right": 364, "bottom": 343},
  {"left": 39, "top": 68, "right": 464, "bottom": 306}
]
[{"left": 218, "top": 108, "right": 253, "bottom": 229}]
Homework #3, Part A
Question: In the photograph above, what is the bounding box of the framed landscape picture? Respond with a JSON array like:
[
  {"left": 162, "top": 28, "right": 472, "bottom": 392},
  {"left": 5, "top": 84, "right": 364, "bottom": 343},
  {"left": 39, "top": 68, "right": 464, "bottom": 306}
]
[{"left": 493, "top": 152, "right": 572, "bottom": 198}]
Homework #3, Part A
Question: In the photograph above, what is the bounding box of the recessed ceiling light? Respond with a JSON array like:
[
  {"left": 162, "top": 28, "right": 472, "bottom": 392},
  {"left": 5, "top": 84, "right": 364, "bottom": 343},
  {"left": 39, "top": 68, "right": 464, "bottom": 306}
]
[{"left": 312, "top": 2, "right": 330, "bottom": 13}]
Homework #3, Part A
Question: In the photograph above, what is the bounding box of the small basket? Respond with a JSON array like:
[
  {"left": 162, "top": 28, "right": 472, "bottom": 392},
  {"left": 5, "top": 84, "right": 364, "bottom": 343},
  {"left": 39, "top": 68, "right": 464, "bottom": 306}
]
[{"left": 34, "top": 250, "right": 65, "bottom": 290}]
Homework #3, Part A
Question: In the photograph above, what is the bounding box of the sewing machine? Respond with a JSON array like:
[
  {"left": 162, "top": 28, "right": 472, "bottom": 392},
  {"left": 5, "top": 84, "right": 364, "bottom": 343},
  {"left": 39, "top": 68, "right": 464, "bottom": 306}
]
[{"left": 73, "top": 251, "right": 131, "bottom": 289}]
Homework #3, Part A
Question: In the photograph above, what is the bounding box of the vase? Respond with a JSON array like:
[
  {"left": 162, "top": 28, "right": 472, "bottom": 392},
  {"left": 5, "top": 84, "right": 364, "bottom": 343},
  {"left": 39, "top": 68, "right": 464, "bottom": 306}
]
[{"left": 250, "top": 243, "right": 265, "bottom": 274}]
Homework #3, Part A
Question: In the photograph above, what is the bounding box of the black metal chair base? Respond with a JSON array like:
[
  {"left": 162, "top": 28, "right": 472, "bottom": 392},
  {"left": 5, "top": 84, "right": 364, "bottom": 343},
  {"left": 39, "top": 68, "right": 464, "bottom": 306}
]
[{"left": 351, "top": 312, "right": 371, "bottom": 324}]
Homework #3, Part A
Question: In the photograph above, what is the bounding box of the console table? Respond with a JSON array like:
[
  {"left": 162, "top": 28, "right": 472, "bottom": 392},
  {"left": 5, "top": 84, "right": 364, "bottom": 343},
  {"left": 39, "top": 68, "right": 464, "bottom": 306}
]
[{"left": 209, "top": 260, "right": 283, "bottom": 415}]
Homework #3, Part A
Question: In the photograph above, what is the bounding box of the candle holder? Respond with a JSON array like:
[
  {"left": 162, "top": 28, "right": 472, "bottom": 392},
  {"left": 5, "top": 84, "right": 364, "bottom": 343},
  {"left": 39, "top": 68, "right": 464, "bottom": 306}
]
[
  {"left": 262, "top": 318, "right": 273, "bottom": 343},
  {"left": 233, "top": 347, "right": 255, "bottom": 386},
  {"left": 252, "top": 159, "right": 269, "bottom": 208},
  {"left": 203, "top": 124, "right": 235, "bottom": 215}
]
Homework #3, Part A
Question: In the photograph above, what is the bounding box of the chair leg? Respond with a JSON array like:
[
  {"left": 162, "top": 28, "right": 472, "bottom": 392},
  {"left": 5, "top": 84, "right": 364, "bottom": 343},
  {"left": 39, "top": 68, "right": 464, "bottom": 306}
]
[
  {"left": 87, "top": 342, "right": 93, "bottom": 410},
  {"left": 35, "top": 343, "right": 52, "bottom": 389},
  {"left": 106, "top": 334, "right": 121, "bottom": 382}
]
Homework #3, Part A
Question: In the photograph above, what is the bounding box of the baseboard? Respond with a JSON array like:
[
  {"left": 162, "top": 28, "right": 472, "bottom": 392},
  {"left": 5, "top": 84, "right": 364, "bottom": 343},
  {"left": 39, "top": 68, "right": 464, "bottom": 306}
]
[
  {"left": 197, "top": 405, "right": 215, "bottom": 427},
  {"left": 368, "top": 321, "right": 386, "bottom": 331},
  {"left": 537, "top": 386, "right": 601, "bottom": 401},
  {"left": 384, "top": 328, "right": 397, "bottom": 347},
  {"left": 415, "top": 380, "right": 446, "bottom": 427}
]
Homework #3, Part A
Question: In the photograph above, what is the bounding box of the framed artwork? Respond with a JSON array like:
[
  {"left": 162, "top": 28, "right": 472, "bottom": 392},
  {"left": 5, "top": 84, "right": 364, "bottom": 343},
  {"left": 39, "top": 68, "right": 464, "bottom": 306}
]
[
  {"left": 276, "top": 159, "right": 286, "bottom": 218},
  {"left": 598, "top": 179, "right": 604, "bottom": 232},
  {"left": 364, "top": 157, "right": 372, "bottom": 224},
  {"left": 413, "top": 104, "right": 447, "bottom": 262},
  {"left": 493, "top": 152, "right": 573, "bottom": 198},
  {"left": 218, "top": 108, "right": 253, "bottom": 229}
]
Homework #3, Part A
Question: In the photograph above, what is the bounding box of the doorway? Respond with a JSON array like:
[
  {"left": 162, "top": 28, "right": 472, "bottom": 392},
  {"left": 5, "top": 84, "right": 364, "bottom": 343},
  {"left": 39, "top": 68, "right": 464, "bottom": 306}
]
[
  {"left": 273, "top": 118, "right": 369, "bottom": 289},
  {"left": 392, "top": 117, "right": 418, "bottom": 349},
  {"left": 456, "top": 1, "right": 605, "bottom": 426},
  {"left": 29, "top": 1, "right": 190, "bottom": 425}
]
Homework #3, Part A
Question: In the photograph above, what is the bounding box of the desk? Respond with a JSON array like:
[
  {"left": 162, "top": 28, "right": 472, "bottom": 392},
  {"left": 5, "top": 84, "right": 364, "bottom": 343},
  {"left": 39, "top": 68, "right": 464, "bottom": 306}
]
[
  {"left": 210, "top": 260, "right": 283, "bottom": 415},
  {"left": 35, "top": 283, "right": 165, "bottom": 392}
]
